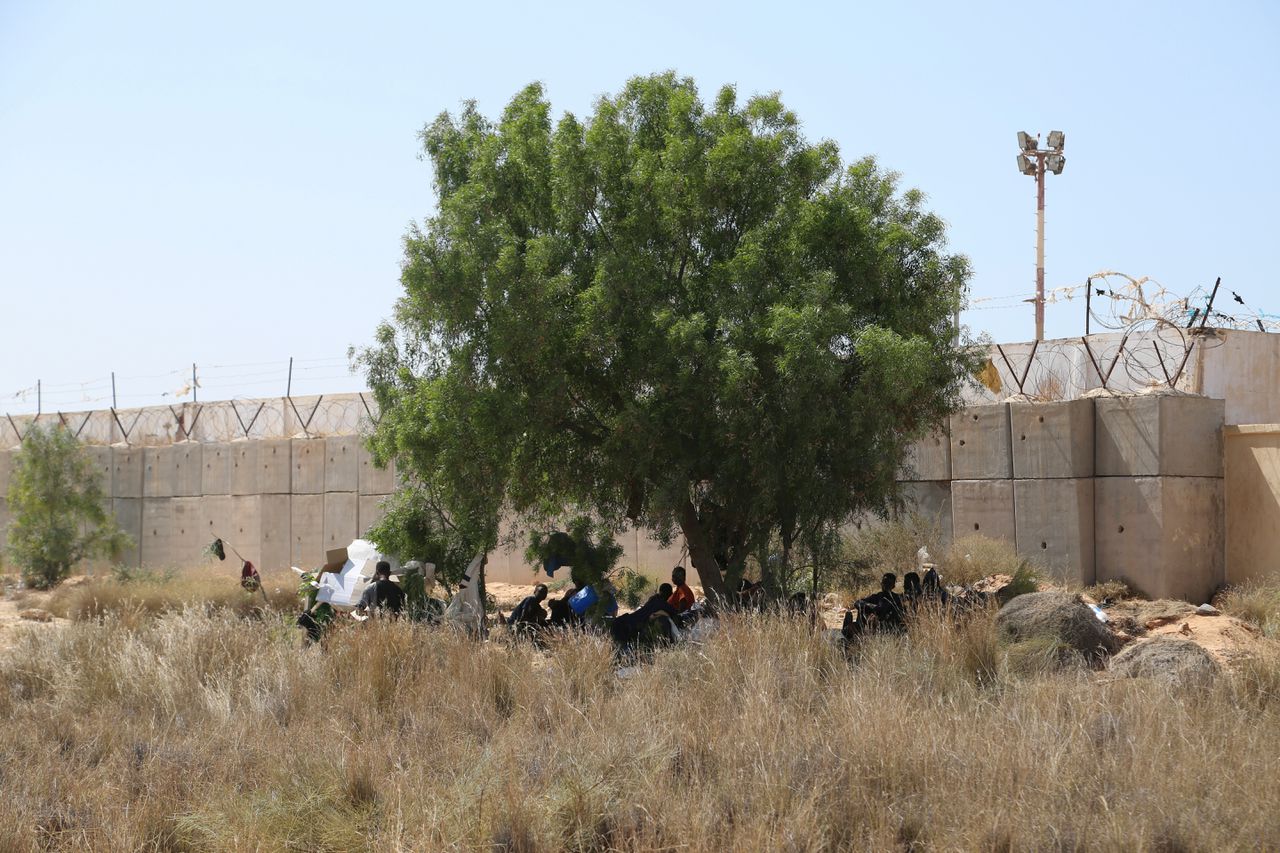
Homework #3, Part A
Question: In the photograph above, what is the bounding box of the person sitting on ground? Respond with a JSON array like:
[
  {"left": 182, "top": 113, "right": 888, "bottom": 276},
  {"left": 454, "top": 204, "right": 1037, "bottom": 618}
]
[
  {"left": 508, "top": 583, "right": 549, "bottom": 633},
  {"left": 356, "top": 561, "right": 405, "bottom": 617},
  {"left": 736, "top": 577, "right": 765, "bottom": 610},
  {"left": 922, "top": 566, "right": 949, "bottom": 606},
  {"left": 854, "top": 572, "right": 905, "bottom": 631},
  {"left": 789, "top": 591, "right": 808, "bottom": 616},
  {"left": 611, "top": 582, "right": 683, "bottom": 648},
  {"left": 903, "top": 571, "right": 923, "bottom": 612},
  {"left": 668, "top": 566, "right": 696, "bottom": 613}
]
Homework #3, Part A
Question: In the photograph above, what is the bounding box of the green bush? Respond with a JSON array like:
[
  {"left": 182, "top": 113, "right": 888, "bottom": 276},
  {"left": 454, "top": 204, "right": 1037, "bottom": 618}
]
[{"left": 6, "top": 426, "right": 130, "bottom": 589}]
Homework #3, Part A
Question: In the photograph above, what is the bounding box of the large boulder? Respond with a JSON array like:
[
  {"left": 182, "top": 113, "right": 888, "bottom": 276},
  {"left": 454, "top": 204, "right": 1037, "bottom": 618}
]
[
  {"left": 1108, "top": 637, "right": 1220, "bottom": 688},
  {"left": 995, "top": 591, "right": 1120, "bottom": 664}
]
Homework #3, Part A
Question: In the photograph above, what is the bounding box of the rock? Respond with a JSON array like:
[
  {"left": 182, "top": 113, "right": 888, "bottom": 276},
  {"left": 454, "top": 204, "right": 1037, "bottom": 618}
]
[
  {"left": 1196, "top": 604, "right": 1220, "bottom": 616},
  {"left": 995, "top": 591, "right": 1121, "bottom": 664},
  {"left": 1108, "top": 637, "right": 1220, "bottom": 688}
]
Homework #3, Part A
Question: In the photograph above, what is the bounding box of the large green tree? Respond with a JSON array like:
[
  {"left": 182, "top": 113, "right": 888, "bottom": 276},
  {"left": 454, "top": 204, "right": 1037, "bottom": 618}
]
[
  {"left": 6, "top": 425, "right": 131, "bottom": 588},
  {"left": 360, "top": 73, "right": 973, "bottom": 596}
]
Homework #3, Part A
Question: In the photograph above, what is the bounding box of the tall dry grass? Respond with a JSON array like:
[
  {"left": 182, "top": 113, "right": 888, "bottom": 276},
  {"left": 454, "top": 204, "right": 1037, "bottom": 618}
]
[
  {"left": 2, "top": 605, "right": 1279, "bottom": 850},
  {"left": 1218, "top": 576, "right": 1280, "bottom": 638},
  {"left": 45, "top": 567, "right": 297, "bottom": 626}
]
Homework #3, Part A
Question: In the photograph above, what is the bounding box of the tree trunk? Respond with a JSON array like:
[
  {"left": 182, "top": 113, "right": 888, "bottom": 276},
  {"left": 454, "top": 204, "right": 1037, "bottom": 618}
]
[{"left": 678, "top": 499, "right": 726, "bottom": 599}]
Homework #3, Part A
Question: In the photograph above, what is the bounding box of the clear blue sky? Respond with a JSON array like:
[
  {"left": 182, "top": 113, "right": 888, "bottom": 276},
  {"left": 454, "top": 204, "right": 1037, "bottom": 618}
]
[{"left": 2, "top": 0, "right": 1276, "bottom": 414}]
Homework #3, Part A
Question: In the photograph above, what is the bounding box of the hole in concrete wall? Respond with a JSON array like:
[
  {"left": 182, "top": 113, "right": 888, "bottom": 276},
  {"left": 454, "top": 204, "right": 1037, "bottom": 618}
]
[
  {"left": 1118, "top": 525, "right": 1125, "bottom": 533},
  {"left": 972, "top": 414, "right": 979, "bottom": 421},
  {"left": 1038, "top": 416, "right": 1045, "bottom": 423},
  {"left": 958, "top": 439, "right": 966, "bottom": 446},
  {"left": 1041, "top": 542, "right": 1047, "bottom": 549},
  {"left": 973, "top": 523, "right": 980, "bottom": 530},
  {"left": 1020, "top": 434, "right": 1026, "bottom": 441}
]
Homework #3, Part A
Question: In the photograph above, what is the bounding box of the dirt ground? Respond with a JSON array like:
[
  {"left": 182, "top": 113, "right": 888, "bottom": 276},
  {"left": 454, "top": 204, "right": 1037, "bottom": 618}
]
[{"left": 0, "top": 582, "right": 67, "bottom": 654}]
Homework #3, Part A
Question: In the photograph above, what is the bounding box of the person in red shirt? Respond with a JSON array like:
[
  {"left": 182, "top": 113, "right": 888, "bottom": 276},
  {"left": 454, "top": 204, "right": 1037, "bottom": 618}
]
[{"left": 667, "top": 566, "right": 696, "bottom": 613}]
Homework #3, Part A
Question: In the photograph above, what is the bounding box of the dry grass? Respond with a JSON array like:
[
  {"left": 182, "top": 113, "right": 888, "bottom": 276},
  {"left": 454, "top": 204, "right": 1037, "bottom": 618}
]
[
  {"left": 841, "top": 520, "right": 1038, "bottom": 593},
  {"left": 45, "top": 567, "right": 297, "bottom": 626},
  {"left": 1218, "top": 577, "right": 1280, "bottom": 638},
  {"left": 2, "top": 604, "right": 1280, "bottom": 850}
]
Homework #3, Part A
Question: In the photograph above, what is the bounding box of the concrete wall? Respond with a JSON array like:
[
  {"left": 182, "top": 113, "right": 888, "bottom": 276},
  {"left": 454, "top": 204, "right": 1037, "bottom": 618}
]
[{"left": 1224, "top": 425, "right": 1280, "bottom": 588}]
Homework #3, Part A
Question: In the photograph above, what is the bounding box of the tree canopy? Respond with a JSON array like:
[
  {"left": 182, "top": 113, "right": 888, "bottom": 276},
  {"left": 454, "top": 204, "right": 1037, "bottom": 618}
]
[
  {"left": 6, "top": 425, "right": 131, "bottom": 588},
  {"left": 360, "top": 73, "right": 974, "bottom": 595}
]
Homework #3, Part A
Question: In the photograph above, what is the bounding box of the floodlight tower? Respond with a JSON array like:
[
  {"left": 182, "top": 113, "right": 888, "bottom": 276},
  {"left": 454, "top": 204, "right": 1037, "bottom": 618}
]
[{"left": 1016, "top": 130, "right": 1065, "bottom": 340}]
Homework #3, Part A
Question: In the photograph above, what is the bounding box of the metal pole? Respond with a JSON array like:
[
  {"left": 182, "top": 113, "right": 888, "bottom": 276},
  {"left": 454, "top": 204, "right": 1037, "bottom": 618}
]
[
  {"left": 287, "top": 357, "right": 293, "bottom": 397},
  {"left": 1035, "top": 154, "right": 1046, "bottom": 341},
  {"left": 1085, "top": 277, "right": 1092, "bottom": 336},
  {"left": 111, "top": 372, "right": 117, "bottom": 409},
  {"left": 192, "top": 363, "right": 197, "bottom": 403},
  {"left": 37, "top": 379, "right": 41, "bottom": 416}
]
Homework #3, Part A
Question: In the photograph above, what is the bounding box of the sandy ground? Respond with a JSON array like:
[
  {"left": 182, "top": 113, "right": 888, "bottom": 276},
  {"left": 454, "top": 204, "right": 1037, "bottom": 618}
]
[{"left": 0, "top": 582, "right": 67, "bottom": 654}]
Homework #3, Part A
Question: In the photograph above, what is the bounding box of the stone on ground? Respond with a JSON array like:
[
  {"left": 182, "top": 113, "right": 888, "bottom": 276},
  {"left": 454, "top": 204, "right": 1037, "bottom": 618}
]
[
  {"left": 1108, "top": 636, "right": 1220, "bottom": 688},
  {"left": 995, "top": 591, "right": 1121, "bottom": 663}
]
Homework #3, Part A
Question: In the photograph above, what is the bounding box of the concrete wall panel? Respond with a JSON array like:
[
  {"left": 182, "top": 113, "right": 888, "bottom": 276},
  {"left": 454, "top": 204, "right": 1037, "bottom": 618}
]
[
  {"left": 899, "top": 481, "right": 954, "bottom": 547},
  {"left": 0, "top": 450, "right": 14, "bottom": 493},
  {"left": 0, "top": 497, "right": 10, "bottom": 553},
  {"left": 257, "top": 494, "right": 292, "bottom": 570},
  {"left": 199, "top": 495, "right": 234, "bottom": 557},
  {"left": 84, "top": 446, "right": 113, "bottom": 497},
  {"left": 1095, "top": 396, "right": 1224, "bottom": 478},
  {"left": 112, "top": 497, "right": 143, "bottom": 567},
  {"left": 290, "top": 493, "right": 324, "bottom": 569},
  {"left": 323, "top": 492, "right": 359, "bottom": 553},
  {"left": 143, "top": 445, "right": 176, "bottom": 498},
  {"left": 950, "top": 479, "right": 1016, "bottom": 544},
  {"left": 1014, "top": 478, "right": 1095, "bottom": 586},
  {"left": 171, "top": 496, "right": 203, "bottom": 566},
  {"left": 1011, "top": 399, "right": 1094, "bottom": 479},
  {"left": 358, "top": 494, "right": 389, "bottom": 537},
  {"left": 1095, "top": 476, "right": 1224, "bottom": 603},
  {"left": 358, "top": 445, "right": 396, "bottom": 495},
  {"left": 230, "top": 441, "right": 259, "bottom": 496},
  {"left": 113, "top": 447, "right": 145, "bottom": 499},
  {"left": 202, "top": 443, "right": 233, "bottom": 495},
  {"left": 325, "top": 436, "right": 359, "bottom": 493},
  {"left": 258, "top": 439, "right": 292, "bottom": 494},
  {"left": 900, "top": 429, "right": 951, "bottom": 482},
  {"left": 291, "top": 439, "right": 325, "bottom": 494},
  {"left": 949, "top": 404, "right": 1012, "bottom": 480},
  {"left": 141, "top": 498, "right": 173, "bottom": 567},
  {"left": 174, "top": 443, "right": 203, "bottom": 497},
  {"left": 1225, "top": 425, "right": 1280, "bottom": 588}
]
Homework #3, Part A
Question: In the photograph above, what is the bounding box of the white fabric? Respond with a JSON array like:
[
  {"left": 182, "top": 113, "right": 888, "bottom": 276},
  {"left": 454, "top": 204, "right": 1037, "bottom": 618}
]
[
  {"left": 316, "top": 539, "right": 401, "bottom": 611},
  {"left": 443, "top": 553, "right": 486, "bottom": 632}
]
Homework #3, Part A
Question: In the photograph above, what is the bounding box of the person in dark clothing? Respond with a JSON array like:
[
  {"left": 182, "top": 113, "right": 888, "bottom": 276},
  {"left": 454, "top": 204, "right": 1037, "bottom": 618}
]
[
  {"left": 903, "top": 571, "right": 923, "bottom": 612},
  {"left": 508, "top": 584, "right": 549, "bottom": 636},
  {"left": 611, "top": 583, "right": 682, "bottom": 647},
  {"left": 357, "top": 561, "right": 405, "bottom": 616},
  {"left": 854, "top": 572, "right": 905, "bottom": 631},
  {"left": 922, "top": 566, "right": 949, "bottom": 606}
]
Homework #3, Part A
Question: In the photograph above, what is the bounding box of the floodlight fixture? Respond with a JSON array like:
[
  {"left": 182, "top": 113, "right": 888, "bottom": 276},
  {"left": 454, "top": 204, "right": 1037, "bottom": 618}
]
[
  {"left": 1046, "top": 154, "right": 1066, "bottom": 175},
  {"left": 1017, "top": 154, "right": 1036, "bottom": 175},
  {"left": 1047, "top": 130, "right": 1065, "bottom": 150},
  {"left": 1014, "top": 129, "right": 1068, "bottom": 341},
  {"left": 1018, "top": 131, "right": 1038, "bottom": 152}
]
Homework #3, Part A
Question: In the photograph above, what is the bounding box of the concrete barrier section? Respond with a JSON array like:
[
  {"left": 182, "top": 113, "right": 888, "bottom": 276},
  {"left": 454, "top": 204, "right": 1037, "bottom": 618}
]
[
  {"left": 323, "top": 492, "right": 359, "bottom": 553},
  {"left": 172, "top": 496, "right": 203, "bottom": 565},
  {"left": 112, "top": 497, "right": 143, "bottom": 567},
  {"left": 900, "top": 429, "right": 951, "bottom": 482},
  {"left": 174, "top": 443, "right": 203, "bottom": 497},
  {"left": 1224, "top": 425, "right": 1280, "bottom": 587},
  {"left": 950, "top": 479, "right": 1015, "bottom": 544},
  {"left": 324, "top": 436, "right": 359, "bottom": 493},
  {"left": 290, "top": 493, "right": 324, "bottom": 568},
  {"left": 253, "top": 494, "right": 292, "bottom": 570},
  {"left": 0, "top": 450, "right": 13, "bottom": 493},
  {"left": 1011, "top": 399, "right": 1094, "bottom": 479},
  {"left": 0, "top": 497, "right": 10, "bottom": 550},
  {"left": 358, "top": 445, "right": 396, "bottom": 495},
  {"left": 899, "top": 481, "right": 954, "bottom": 545},
  {"left": 199, "top": 495, "right": 233, "bottom": 555},
  {"left": 143, "top": 445, "right": 176, "bottom": 498},
  {"left": 85, "top": 446, "right": 113, "bottom": 496},
  {"left": 1094, "top": 476, "right": 1224, "bottom": 602},
  {"left": 141, "top": 498, "right": 173, "bottom": 567},
  {"left": 1013, "top": 478, "right": 1095, "bottom": 586},
  {"left": 201, "top": 443, "right": 233, "bottom": 495},
  {"left": 113, "top": 447, "right": 145, "bottom": 499},
  {"left": 949, "top": 404, "right": 1012, "bottom": 480},
  {"left": 230, "top": 441, "right": 259, "bottom": 496},
  {"left": 291, "top": 439, "right": 325, "bottom": 494},
  {"left": 358, "top": 494, "right": 389, "bottom": 535},
  {"left": 1095, "top": 396, "right": 1225, "bottom": 478},
  {"left": 259, "top": 439, "right": 293, "bottom": 494}
]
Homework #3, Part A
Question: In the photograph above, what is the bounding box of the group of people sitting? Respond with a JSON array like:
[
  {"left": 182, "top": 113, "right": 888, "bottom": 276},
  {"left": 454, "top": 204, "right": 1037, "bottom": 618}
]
[{"left": 841, "top": 567, "right": 948, "bottom": 638}]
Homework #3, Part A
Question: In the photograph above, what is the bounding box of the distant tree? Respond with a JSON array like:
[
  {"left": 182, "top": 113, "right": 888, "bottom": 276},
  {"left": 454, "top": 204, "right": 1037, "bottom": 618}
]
[
  {"left": 6, "top": 425, "right": 131, "bottom": 589},
  {"left": 359, "top": 73, "right": 974, "bottom": 597}
]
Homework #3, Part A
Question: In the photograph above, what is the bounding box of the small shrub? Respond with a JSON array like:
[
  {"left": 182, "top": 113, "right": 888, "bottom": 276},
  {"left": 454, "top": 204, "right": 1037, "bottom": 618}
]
[
  {"left": 1218, "top": 578, "right": 1280, "bottom": 638},
  {"left": 1083, "top": 579, "right": 1133, "bottom": 603},
  {"left": 612, "top": 567, "right": 651, "bottom": 608},
  {"left": 941, "top": 534, "right": 1028, "bottom": 586},
  {"left": 837, "top": 513, "right": 943, "bottom": 592}
]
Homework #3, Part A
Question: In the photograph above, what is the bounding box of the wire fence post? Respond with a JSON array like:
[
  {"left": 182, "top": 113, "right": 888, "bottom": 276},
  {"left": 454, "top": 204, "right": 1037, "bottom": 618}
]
[
  {"left": 192, "top": 363, "right": 198, "bottom": 403},
  {"left": 287, "top": 357, "right": 293, "bottom": 398}
]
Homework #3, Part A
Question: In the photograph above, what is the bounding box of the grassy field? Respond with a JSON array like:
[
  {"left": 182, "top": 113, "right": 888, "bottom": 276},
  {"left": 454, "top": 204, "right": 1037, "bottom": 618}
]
[{"left": 3, "top": 576, "right": 1280, "bottom": 851}]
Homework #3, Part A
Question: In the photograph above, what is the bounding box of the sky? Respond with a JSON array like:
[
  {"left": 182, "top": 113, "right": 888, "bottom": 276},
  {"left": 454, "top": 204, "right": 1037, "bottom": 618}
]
[{"left": 1, "top": 0, "right": 1276, "bottom": 415}]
